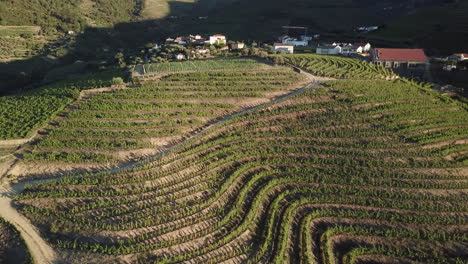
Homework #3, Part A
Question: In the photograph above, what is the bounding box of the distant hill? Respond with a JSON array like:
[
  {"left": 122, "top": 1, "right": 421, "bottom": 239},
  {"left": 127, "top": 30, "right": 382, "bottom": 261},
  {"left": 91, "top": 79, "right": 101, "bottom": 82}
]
[{"left": 0, "top": 0, "right": 466, "bottom": 53}]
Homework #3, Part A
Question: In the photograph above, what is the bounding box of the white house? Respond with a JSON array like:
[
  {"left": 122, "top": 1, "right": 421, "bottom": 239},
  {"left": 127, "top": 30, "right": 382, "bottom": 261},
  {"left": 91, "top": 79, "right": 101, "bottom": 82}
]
[
  {"left": 174, "top": 53, "right": 186, "bottom": 60},
  {"left": 274, "top": 43, "right": 294, "bottom": 54},
  {"left": 209, "top": 34, "right": 226, "bottom": 45},
  {"left": 316, "top": 44, "right": 342, "bottom": 55},
  {"left": 354, "top": 42, "right": 371, "bottom": 53},
  {"left": 281, "top": 37, "right": 308, "bottom": 47}
]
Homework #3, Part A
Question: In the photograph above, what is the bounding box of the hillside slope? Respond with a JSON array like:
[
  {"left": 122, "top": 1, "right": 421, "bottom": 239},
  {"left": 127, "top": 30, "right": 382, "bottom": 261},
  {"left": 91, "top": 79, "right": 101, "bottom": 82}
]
[{"left": 14, "top": 73, "right": 468, "bottom": 263}]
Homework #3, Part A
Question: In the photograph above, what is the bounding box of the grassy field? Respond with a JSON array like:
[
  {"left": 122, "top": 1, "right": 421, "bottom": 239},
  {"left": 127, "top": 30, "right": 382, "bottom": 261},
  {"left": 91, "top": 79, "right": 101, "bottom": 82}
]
[
  {"left": 0, "top": 217, "right": 31, "bottom": 264},
  {"left": 21, "top": 60, "right": 303, "bottom": 167},
  {"left": 13, "top": 56, "right": 468, "bottom": 263}
]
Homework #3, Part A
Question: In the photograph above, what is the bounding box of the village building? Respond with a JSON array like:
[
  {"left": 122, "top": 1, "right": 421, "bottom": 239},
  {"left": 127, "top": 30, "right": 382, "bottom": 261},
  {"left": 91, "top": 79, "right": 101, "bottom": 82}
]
[
  {"left": 274, "top": 43, "right": 294, "bottom": 54},
  {"left": 372, "top": 48, "right": 429, "bottom": 77},
  {"left": 209, "top": 34, "right": 227, "bottom": 45},
  {"left": 174, "top": 53, "right": 186, "bottom": 60},
  {"left": 231, "top": 42, "right": 245, "bottom": 50},
  {"left": 280, "top": 35, "right": 308, "bottom": 47},
  {"left": 174, "top": 37, "right": 187, "bottom": 45},
  {"left": 316, "top": 44, "right": 342, "bottom": 55},
  {"left": 448, "top": 53, "right": 468, "bottom": 61},
  {"left": 354, "top": 42, "right": 372, "bottom": 53}
]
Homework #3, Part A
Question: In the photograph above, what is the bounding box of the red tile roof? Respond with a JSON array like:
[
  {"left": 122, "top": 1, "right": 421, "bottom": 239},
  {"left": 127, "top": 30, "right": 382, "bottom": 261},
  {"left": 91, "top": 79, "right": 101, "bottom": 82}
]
[{"left": 374, "top": 48, "right": 428, "bottom": 63}]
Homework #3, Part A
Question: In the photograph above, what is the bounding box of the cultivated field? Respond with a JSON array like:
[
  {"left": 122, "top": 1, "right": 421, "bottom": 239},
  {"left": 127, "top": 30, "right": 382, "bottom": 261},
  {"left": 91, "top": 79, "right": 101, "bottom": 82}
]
[
  {"left": 278, "top": 54, "right": 395, "bottom": 80},
  {"left": 14, "top": 71, "right": 468, "bottom": 263},
  {"left": 0, "top": 217, "right": 31, "bottom": 263},
  {"left": 0, "top": 70, "right": 125, "bottom": 140},
  {"left": 13, "top": 59, "right": 305, "bottom": 177}
]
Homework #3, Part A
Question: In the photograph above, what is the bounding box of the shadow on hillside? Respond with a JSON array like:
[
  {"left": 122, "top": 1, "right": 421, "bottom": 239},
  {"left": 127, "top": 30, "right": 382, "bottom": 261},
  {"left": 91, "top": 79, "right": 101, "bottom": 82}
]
[{"left": 0, "top": 0, "right": 257, "bottom": 95}]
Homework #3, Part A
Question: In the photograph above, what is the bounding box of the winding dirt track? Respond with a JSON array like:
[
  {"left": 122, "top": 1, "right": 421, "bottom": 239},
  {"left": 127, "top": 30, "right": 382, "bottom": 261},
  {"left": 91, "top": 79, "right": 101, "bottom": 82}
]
[
  {"left": 0, "top": 70, "right": 329, "bottom": 264},
  {"left": 0, "top": 183, "right": 56, "bottom": 264}
]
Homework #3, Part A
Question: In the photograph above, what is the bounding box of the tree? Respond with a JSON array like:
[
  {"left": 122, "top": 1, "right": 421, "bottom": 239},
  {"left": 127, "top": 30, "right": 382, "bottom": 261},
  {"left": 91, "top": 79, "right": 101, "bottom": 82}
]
[
  {"left": 249, "top": 47, "right": 259, "bottom": 56},
  {"left": 259, "top": 51, "right": 268, "bottom": 58},
  {"left": 272, "top": 56, "right": 285, "bottom": 65},
  {"left": 241, "top": 48, "right": 249, "bottom": 56},
  {"left": 112, "top": 77, "right": 124, "bottom": 86}
]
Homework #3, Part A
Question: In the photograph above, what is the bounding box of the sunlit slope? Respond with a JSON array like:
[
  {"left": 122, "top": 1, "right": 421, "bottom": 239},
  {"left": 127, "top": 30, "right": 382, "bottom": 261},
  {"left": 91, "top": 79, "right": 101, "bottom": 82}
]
[
  {"left": 16, "top": 59, "right": 304, "bottom": 177},
  {"left": 15, "top": 79, "right": 468, "bottom": 263}
]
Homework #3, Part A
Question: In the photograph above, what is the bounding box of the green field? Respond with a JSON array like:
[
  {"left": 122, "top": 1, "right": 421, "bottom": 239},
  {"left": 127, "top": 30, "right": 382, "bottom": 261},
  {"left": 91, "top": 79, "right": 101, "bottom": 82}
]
[
  {"left": 23, "top": 60, "right": 303, "bottom": 164},
  {"left": 143, "top": 58, "right": 265, "bottom": 74},
  {"left": 0, "top": 70, "right": 125, "bottom": 140},
  {"left": 13, "top": 56, "right": 468, "bottom": 263}
]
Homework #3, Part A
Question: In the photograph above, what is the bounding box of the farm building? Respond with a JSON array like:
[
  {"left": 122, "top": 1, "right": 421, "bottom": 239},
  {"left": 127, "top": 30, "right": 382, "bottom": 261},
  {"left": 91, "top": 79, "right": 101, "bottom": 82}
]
[
  {"left": 317, "top": 42, "right": 370, "bottom": 56},
  {"left": 174, "top": 53, "right": 186, "bottom": 60},
  {"left": 280, "top": 36, "right": 308, "bottom": 47},
  {"left": 316, "top": 44, "right": 342, "bottom": 55},
  {"left": 209, "top": 34, "right": 227, "bottom": 45},
  {"left": 274, "top": 43, "right": 294, "bottom": 54},
  {"left": 372, "top": 48, "right": 429, "bottom": 78}
]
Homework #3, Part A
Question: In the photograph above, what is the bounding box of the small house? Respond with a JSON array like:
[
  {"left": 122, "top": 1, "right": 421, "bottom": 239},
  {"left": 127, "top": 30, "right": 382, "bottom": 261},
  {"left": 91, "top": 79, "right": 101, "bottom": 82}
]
[
  {"left": 209, "top": 34, "right": 227, "bottom": 45},
  {"left": 372, "top": 48, "right": 429, "bottom": 77},
  {"left": 174, "top": 37, "right": 187, "bottom": 45},
  {"left": 174, "top": 53, "right": 186, "bottom": 60},
  {"left": 316, "top": 44, "right": 342, "bottom": 55},
  {"left": 274, "top": 43, "right": 294, "bottom": 54},
  {"left": 354, "top": 42, "right": 372, "bottom": 53},
  {"left": 231, "top": 42, "right": 245, "bottom": 50},
  {"left": 281, "top": 37, "right": 308, "bottom": 47}
]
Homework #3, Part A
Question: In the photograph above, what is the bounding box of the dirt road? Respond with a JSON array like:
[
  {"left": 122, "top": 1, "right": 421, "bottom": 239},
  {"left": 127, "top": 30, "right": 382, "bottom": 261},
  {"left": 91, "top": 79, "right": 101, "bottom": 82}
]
[{"left": 0, "top": 183, "right": 56, "bottom": 264}]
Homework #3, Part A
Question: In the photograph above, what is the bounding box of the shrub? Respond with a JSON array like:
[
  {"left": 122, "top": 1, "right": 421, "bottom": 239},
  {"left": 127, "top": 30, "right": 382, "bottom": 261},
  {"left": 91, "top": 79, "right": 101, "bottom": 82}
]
[{"left": 112, "top": 77, "right": 125, "bottom": 86}]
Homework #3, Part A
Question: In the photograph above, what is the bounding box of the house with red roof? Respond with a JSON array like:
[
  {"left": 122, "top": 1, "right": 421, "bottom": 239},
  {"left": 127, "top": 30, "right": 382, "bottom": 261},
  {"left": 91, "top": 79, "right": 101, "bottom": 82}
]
[{"left": 372, "top": 48, "right": 429, "bottom": 77}]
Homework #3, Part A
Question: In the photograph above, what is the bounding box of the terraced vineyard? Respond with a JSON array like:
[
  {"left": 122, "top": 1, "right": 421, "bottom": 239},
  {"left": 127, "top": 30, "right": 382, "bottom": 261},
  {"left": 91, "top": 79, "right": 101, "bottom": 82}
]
[
  {"left": 14, "top": 78, "right": 468, "bottom": 263},
  {"left": 0, "top": 217, "right": 31, "bottom": 263},
  {"left": 143, "top": 58, "right": 265, "bottom": 75},
  {"left": 18, "top": 63, "right": 304, "bottom": 175},
  {"left": 0, "top": 70, "right": 125, "bottom": 140},
  {"left": 278, "top": 54, "right": 395, "bottom": 80}
]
